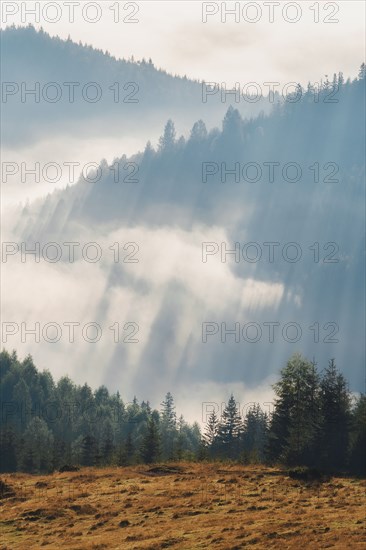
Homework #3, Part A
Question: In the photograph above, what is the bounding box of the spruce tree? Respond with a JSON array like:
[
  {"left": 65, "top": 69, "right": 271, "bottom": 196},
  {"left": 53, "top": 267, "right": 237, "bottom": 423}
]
[
  {"left": 349, "top": 394, "right": 366, "bottom": 474},
  {"left": 0, "top": 427, "right": 18, "bottom": 472},
  {"left": 158, "top": 120, "right": 176, "bottom": 152},
  {"left": 267, "top": 354, "right": 320, "bottom": 466},
  {"left": 160, "top": 392, "right": 177, "bottom": 460},
  {"left": 124, "top": 432, "right": 135, "bottom": 465},
  {"left": 141, "top": 417, "right": 160, "bottom": 464},
  {"left": 242, "top": 404, "right": 268, "bottom": 463},
  {"left": 203, "top": 409, "right": 219, "bottom": 449},
  {"left": 19, "top": 417, "right": 54, "bottom": 473},
  {"left": 81, "top": 434, "right": 97, "bottom": 467},
  {"left": 217, "top": 395, "right": 241, "bottom": 459},
  {"left": 318, "top": 359, "right": 351, "bottom": 471}
]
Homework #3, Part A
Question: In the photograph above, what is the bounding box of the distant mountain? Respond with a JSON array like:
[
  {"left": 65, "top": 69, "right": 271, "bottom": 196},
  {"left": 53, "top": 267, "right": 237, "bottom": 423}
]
[
  {"left": 1, "top": 25, "right": 268, "bottom": 147},
  {"left": 18, "top": 72, "right": 365, "bottom": 234},
  {"left": 9, "top": 72, "right": 365, "bottom": 396}
]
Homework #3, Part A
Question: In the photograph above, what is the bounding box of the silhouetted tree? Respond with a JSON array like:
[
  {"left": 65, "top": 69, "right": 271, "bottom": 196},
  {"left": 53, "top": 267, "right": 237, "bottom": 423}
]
[
  {"left": 242, "top": 404, "right": 268, "bottom": 463},
  {"left": 160, "top": 392, "right": 177, "bottom": 460},
  {"left": 158, "top": 120, "right": 176, "bottom": 152},
  {"left": 268, "top": 354, "right": 320, "bottom": 466},
  {"left": 203, "top": 409, "right": 219, "bottom": 449},
  {"left": 81, "top": 434, "right": 98, "bottom": 467},
  {"left": 349, "top": 394, "right": 366, "bottom": 474},
  {"left": 317, "top": 359, "right": 351, "bottom": 470},
  {"left": 141, "top": 417, "right": 160, "bottom": 463},
  {"left": 217, "top": 395, "right": 241, "bottom": 458}
]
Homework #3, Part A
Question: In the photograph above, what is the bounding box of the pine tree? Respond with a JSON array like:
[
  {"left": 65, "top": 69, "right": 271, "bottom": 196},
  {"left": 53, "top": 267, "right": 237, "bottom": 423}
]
[
  {"left": 158, "top": 120, "right": 176, "bottom": 152},
  {"left": 102, "top": 432, "right": 115, "bottom": 465},
  {"left": 349, "top": 394, "right": 366, "bottom": 474},
  {"left": 217, "top": 395, "right": 241, "bottom": 459},
  {"left": 358, "top": 62, "right": 366, "bottom": 80},
  {"left": 175, "top": 415, "right": 187, "bottom": 460},
  {"left": 242, "top": 404, "right": 268, "bottom": 463},
  {"left": 19, "top": 417, "right": 54, "bottom": 473},
  {"left": 125, "top": 432, "right": 135, "bottom": 464},
  {"left": 0, "top": 427, "right": 18, "bottom": 472},
  {"left": 53, "top": 437, "right": 68, "bottom": 470},
  {"left": 140, "top": 417, "right": 160, "bottom": 464},
  {"left": 81, "top": 434, "right": 97, "bottom": 467},
  {"left": 161, "top": 392, "right": 176, "bottom": 427},
  {"left": 222, "top": 106, "right": 243, "bottom": 142},
  {"left": 12, "top": 378, "right": 31, "bottom": 431},
  {"left": 203, "top": 410, "right": 219, "bottom": 449},
  {"left": 159, "top": 392, "right": 177, "bottom": 460},
  {"left": 190, "top": 120, "right": 207, "bottom": 142},
  {"left": 318, "top": 359, "right": 351, "bottom": 471},
  {"left": 143, "top": 141, "right": 154, "bottom": 161},
  {"left": 267, "top": 354, "right": 320, "bottom": 466}
]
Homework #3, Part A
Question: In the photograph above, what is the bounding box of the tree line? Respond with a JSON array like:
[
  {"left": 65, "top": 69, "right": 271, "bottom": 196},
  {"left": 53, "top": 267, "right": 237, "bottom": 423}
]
[
  {"left": 0, "top": 349, "right": 201, "bottom": 472},
  {"left": 203, "top": 354, "right": 365, "bottom": 475},
  {"left": 0, "top": 350, "right": 364, "bottom": 475}
]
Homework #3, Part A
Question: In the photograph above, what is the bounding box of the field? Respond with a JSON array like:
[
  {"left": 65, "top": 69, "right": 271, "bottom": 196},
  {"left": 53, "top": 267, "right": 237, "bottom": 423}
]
[{"left": 0, "top": 463, "right": 365, "bottom": 549}]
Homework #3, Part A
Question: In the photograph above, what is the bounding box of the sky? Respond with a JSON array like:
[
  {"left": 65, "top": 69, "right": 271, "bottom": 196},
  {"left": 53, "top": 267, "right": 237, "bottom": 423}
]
[
  {"left": 1, "top": 1, "right": 365, "bottom": 421},
  {"left": 1, "top": 1, "right": 365, "bottom": 87},
  {"left": 2, "top": 1, "right": 365, "bottom": 206}
]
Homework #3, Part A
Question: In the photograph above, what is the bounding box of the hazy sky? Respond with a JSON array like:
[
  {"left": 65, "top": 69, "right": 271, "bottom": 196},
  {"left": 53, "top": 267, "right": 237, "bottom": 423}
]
[
  {"left": 2, "top": 1, "right": 365, "bottom": 208},
  {"left": 1, "top": 2, "right": 364, "bottom": 417},
  {"left": 1, "top": 1, "right": 365, "bottom": 86}
]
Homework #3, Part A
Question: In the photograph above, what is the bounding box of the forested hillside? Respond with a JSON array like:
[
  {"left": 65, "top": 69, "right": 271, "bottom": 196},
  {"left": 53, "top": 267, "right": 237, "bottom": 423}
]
[
  {"left": 1, "top": 350, "right": 364, "bottom": 475},
  {"left": 1, "top": 25, "right": 268, "bottom": 146},
  {"left": 10, "top": 69, "right": 365, "bottom": 392}
]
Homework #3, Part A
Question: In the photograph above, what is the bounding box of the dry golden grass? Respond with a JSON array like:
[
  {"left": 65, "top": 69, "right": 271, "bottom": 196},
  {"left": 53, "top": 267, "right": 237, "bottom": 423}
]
[{"left": 0, "top": 463, "right": 365, "bottom": 549}]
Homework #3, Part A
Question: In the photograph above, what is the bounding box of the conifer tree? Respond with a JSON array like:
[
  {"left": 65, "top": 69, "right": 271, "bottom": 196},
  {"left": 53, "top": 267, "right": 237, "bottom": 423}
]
[
  {"left": 242, "top": 404, "right": 268, "bottom": 463},
  {"left": 160, "top": 392, "right": 177, "bottom": 460},
  {"left": 20, "top": 417, "right": 54, "bottom": 473},
  {"left": 203, "top": 409, "right": 219, "bottom": 449},
  {"left": 158, "top": 120, "right": 176, "bottom": 151},
  {"left": 268, "top": 354, "right": 320, "bottom": 466},
  {"left": 141, "top": 417, "right": 161, "bottom": 464},
  {"left": 349, "top": 394, "right": 366, "bottom": 474},
  {"left": 318, "top": 359, "right": 351, "bottom": 470},
  {"left": 217, "top": 395, "right": 241, "bottom": 458},
  {"left": 81, "top": 434, "right": 98, "bottom": 467}
]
